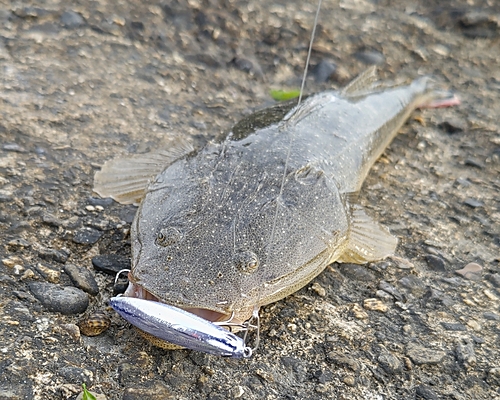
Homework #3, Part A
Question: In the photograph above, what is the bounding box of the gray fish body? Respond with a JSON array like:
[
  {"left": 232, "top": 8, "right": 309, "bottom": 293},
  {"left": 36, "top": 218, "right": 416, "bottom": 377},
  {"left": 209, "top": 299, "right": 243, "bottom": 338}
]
[{"left": 125, "top": 76, "right": 439, "bottom": 321}]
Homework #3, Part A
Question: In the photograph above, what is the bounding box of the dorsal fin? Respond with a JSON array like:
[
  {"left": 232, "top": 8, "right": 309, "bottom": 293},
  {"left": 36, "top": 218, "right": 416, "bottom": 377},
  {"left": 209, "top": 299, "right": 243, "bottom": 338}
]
[
  {"left": 341, "top": 66, "right": 378, "bottom": 96},
  {"left": 93, "top": 138, "right": 194, "bottom": 205}
]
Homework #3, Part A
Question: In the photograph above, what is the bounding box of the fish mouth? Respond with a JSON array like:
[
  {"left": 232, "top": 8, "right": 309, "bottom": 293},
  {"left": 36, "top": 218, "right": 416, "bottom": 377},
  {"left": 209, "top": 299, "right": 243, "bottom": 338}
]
[{"left": 123, "top": 281, "right": 229, "bottom": 323}]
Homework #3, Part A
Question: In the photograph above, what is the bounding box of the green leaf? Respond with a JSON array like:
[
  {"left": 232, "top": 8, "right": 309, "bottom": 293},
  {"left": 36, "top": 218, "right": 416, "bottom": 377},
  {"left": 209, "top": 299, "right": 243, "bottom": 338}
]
[
  {"left": 269, "top": 89, "right": 300, "bottom": 101},
  {"left": 82, "top": 383, "right": 97, "bottom": 400}
]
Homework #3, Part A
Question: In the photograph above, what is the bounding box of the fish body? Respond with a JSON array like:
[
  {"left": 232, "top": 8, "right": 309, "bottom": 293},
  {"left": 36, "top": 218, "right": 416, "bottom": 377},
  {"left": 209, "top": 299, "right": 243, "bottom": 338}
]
[{"left": 96, "top": 70, "right": 457, "bottom": 348}]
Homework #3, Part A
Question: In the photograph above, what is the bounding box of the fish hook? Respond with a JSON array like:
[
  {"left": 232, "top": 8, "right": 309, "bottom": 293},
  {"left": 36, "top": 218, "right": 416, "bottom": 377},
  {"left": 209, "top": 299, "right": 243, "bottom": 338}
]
[{"left": 114, "top": 268, "right": 131, "bottom": 284}]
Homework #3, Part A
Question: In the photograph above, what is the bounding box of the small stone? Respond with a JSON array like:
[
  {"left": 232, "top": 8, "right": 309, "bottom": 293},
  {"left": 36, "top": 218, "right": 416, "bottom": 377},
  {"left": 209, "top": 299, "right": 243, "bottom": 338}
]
[
  {"left": 73, "top": 227, "right": 103, "bottom": 245},
  {"left": 455, "top": 263, "right": 483, "bottom": 280},
  {"left": 398, "top": 275, "right": 426, "bottom": 296},
  {"left": 42, "top": 212, "right": 64, "bottom": 227},
  {"left": 2, "top": 256, "right": 23, "bottom": 268},
  {"left": 487, "top": 367, "right": 500, "bottom": 386},
  {"left": 20, "top": 268, "right": 35, "bottom": 280},
  {"left": 7, "top": 238, "right": 30, "bottom": 249},
  {"left": 311, "top": 59, "right": 337, "bottom": 83},
  {"left": 354, "top": 49, "right": 385, "bottom": 65},
  {"left": 230, "top": 57, "right": 263, "bottom": 78},
  {"left": 424, "top": 254, "right": 446, "bottom": 271},
  {"left": 2, "top": 143, "right": 26, "bottom": 152},
  {"left": 29, "top": 282, "right": 89, "bottom": 315},
  {"left": 379, "top": 281, "right": 404, "bottom": 302},
  {"left": 406, "top": 343, "right": 445, "bottom": 365},
  {"left": 60, "top": 11, "right": 85, "bottom": 29},
  {"left": 351, "top": 303, "right": 368, "bottom": 319},
  {"left": 85, "top": 205, "right": 96, "bottom": 212},
  {"left": 311, "top": 282, "right": 326, "bottom": 297},
  {"left": 377, "top": 350, "right": 402, "bottom": 375},
  {"left": 78, "top": 312, "right": 111, "bottom": 336},
  {"left": 342, "top": 375, "right": 356, "bottom": 386},
  {"left": 59, "top": 366, "right": 94, "bottom": 385},
  {"left": 64, "top": 264, "right": 99, "bottom": 295},
  {"left": 415, "top": 385, "right": 438, "bottom": 400},
  {"left": 376, "top": 290, "right": 393, "bottom": 300},
  {"left": 455, "top": 339, "right": 476, "bottom": 368},
  {"left": 326, "top": 352, "right": 360, "bottom": 372},
  {"left": 483, "top": 311, "right": 500, "bottom": 321},
  {"left": 463, "top": 198, "right": 483, "bottom": 208},
  {"left": 53, "top": 323, "right": 81, "bottom": 341},
  {"left": 92, "top": 254, "right": 130, "bottom": 275},
  {"left": 438, "top": 117, "right": 467, "bottom": 134},
  {"left": 122, "top": 382, "right": 172, "bottom": 400},
  {"left": 363, "top": 298, "right": 388, "bottom": 312},
  {"left": 34, "top": 263, "right": 61, "bottom": 283},
  {"left": 466, "top": 320, "right": 481, "bottom": 331},
  {"left": 339, "top": 264, "right": 376, "bottom": 282},
  {"left": 486, "top": 273, "right": 500, "bottom": 288},
  {"left": 38, "top": 247, "right": 69, "bottom": 263},
  {"left": 440, "top": 322, "right": 467, "bottom": 331},
  {"left": 88, "top": 196, "right": 114, "bottom": 207}
]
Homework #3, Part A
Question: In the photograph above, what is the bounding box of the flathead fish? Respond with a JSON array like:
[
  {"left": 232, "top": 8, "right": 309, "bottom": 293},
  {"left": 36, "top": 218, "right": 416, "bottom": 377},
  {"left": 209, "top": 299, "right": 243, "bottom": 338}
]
[{"left": 95, "top": 68, "right": 458, "bottom": 352}]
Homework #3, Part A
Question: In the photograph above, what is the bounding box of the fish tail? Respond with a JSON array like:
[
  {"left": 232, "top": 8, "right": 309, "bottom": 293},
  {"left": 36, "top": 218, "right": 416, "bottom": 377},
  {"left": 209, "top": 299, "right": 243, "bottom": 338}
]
[{"left": 411, "top": 76, "right": 461, "bottom": 109}]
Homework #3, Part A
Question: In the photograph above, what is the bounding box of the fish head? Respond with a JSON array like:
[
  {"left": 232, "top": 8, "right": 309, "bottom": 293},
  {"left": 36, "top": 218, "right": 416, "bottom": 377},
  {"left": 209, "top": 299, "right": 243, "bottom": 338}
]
[{"left": 126, "top": 153, "right": 349, "bottom": 324}]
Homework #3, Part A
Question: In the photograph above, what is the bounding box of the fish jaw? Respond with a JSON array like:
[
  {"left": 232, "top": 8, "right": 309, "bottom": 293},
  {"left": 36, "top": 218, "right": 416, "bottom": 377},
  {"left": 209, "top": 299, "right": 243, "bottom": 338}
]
[{"left": 110, "top": 296, "right": 252, "bottom": 358}]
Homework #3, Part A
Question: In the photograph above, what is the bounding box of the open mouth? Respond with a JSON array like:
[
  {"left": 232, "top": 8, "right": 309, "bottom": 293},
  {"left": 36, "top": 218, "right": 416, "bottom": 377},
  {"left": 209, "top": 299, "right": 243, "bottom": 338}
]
[{"left": 123, "top": 281, "right": 228, "bottom": 323}]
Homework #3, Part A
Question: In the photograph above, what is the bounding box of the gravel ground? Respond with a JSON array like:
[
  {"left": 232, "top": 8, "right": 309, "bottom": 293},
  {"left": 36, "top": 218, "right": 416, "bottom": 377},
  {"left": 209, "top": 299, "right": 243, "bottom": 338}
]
[{"left": 0, "top": 0, "right": 499, "bottom": 399}]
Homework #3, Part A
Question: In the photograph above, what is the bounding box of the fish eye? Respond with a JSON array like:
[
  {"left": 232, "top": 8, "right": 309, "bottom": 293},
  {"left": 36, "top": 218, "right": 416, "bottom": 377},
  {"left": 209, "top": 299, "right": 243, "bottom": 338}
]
[
  {"left": 156, "top": 227, "right": 183, "bottom": 247},
  {"left": 233, "top": 249, "right": 259, "bottom": 274}
]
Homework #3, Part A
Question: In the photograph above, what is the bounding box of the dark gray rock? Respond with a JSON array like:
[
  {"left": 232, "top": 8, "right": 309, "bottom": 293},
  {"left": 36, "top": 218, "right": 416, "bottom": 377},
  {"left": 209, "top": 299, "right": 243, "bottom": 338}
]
[
  {"left": 415, "top": 385, "right": 438, "bottom": 400},
  {"left": 60, "top": 11, "right": 85, "bottom": 28},
  {"left": 92, "top": 254, "right": 130, "bottom": 275},
  {"left": 354, "top": 49, "right": 385, "bottom": 65},
  {"left": 463, "top": 198, "right": 483, "bottom": 208},
  {"left": 455, "top": 339, "right": 476, "bottom": 368},
  {"left": 441, "top": 322, "right": 467, "bottom": 331},
  {"left": 483, "top": 311, "right": 500, "bottom": 321},
  {"left": 38, "top": 247, "right": 69, "bottom": 263},
  {"left": 28, "top": 282, "right": 88, "bottom": 315},
  {"left": 377, "top": 350, "right": 402, "bottom": 375},
  {"left": 73, "top": 227, "right": 103, "bottom": 244},
  {"left": 58, "top": 366, "right": 93, "bottom": 385},
  {"left": 87, "top": 196, "right": 114, "bottom": 206},
  {"left": 486, "top": 273, "right": 500, "bottom": 288},
  {"left": 311, "top": 59, "right": 337, "bottom": 83},
  {"left": 424, "top": 254, "right": 446, "bottom": 271},
  {"left": 64, "top": 264, "right": 99, "bottom": 296},
  {"left": 339, "top": 263, "right": 376, "bottom": 282}
]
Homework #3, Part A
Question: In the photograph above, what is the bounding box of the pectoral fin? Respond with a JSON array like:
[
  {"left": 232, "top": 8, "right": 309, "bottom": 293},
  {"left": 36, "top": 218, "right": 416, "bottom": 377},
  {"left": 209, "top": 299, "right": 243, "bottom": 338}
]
[
  {"left": 338, "top": 204, "right": 398, "bottom": 264},
  {"left": 93, "top": 138, "right": 194, "bottom": 205}
]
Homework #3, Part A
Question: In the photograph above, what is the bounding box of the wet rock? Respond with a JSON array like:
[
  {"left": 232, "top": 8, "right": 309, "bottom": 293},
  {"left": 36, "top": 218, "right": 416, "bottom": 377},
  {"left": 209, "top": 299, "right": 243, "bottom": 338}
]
[
  {"left": 92, "top": 254, "right": 130, "bottom": 275},
  {"left": 58, "top": 366, "right": 94, "bottom": 385},
  {"left": 38, "top": 247, "right": 69, "bottom": 263},
  {"left": 455, "top": 339, "right": 476, "bottom": 368},
  {"left": 463, "top": 198, "right": 483, "bottom": 208},
  {"left": 61, "top": 11, "right": 85, "bottom": 28},
  {"left": 29, "top": 282, "right": 89, "bottom": 315},
  {"left": 406, "top": 343, "right": 446, "bottom": 365},
  {"left": 464, "top": 159, "right": 484, "bottom": 169},
  {"left": 64, "top": 264, "right": 99, "bottom": 296},
  {"left": 3, "top": 143, "right": 27, "bottom": 152},
  {"left": 415, "top": 385, "right": 438, "bottom": 400},
  {"left": 311, "top": 59, "right": 337, "bottom": 83},
  {"left": 73, "top": 227, "right": 103, "bottom": 244},
  {"left": 441, "top": 322, "right": 467, "bottom": 331},
  {"left": 455, "top": 263, "right": 483, "bottom": 281},
  {"left": 88, "top": 196, "right": 114, "bottom": 207}
]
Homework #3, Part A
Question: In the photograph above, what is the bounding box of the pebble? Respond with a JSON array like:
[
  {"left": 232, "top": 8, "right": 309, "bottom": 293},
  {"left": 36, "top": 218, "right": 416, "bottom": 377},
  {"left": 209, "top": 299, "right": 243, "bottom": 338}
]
[
  {"left": 415, "top": 385, "right": 438, "bottom": 400},
  {"left": 455, "top": 263, "right": 483, "bottom": 281},
  {"left": 53, "top": 323, "right": 81, "bottom": 341},
  {"left": 64, "top": 264, "right": 99, "bottom": 295},
  {"left": 406, "top": 343, "right": 446, "bottom": 365},
  {"left": 441, "top": 322, "right": 467, "bottom": 331},
  {"left": 354, "top": 49, "right": 385, "bottom": 65},
  {"left": 73, "top": 227, "right": 103, "bottom": 245},
  {"left": 455, "top": 339, "right": 476, "bottom": 368},
  {"left": 342, "top": 375, "right": 356, "bottom": 386},
  {"left": 487, "top": 367, "right": 500, "bottom": 386},
  {"left": 486, "top": 273, "right": 500, "bottom": 288},
  {"left": 78, "top": 312, "right": 111, "bottom": 336},
  {"left": 326, "top": 351, "right": 360, "bottom": 372},
  {"left": 38, "top": 247, "right": 69, "bottom": 263},
  {"left": 398, "top": 275, "right": 426, "bottom": 296},
  {"left": 230, "top": 56, "right": 264, "bottom": 78},
  {"left": 59, "top": 366, "right": 94, "bottom": 385},
  {"left": 2, "top": 256, "right": 23, "bottom": 268},
  {"left": 92, "top": 254, "right": 130, "bottom": 275},
  {"left": 483, "top": 311, "right": 500, "bottom": 321},
  {"left": 60, "top": 11, "right": 85, "bottom": 29},
  {"left": 377, "top": 349, "right": 402, "bottom": 375},
  {"left": 437, "top": 117, "right": 467, "bottom": 134},
  {"left": 310, "top": 282, "right": 326, "bottom": 297},
  {"left": 311, "top": 59, "right": 337, "bottom": 83},
  {"left": 378, "top": 281, "right": 404, "bottom": 302},
  {"left": 122, "top": 382, "right": 172, "bottom": 400},
  {"left": 88, "top": 196, "right": 114, "bottom": 207},
  {"left": 339, "top": 263, "right": 376, "bottom": 282},
  {"left": 351, "top": 303, "right": 368, "bottom": 319},
  {"left": 463, "top": 198, "right": 483, "bottom": 208},
  {"left": 363, "top": 298, "right": 388, "bottom": 312},
  {"left": 7, "top": 238, "right": 30, "bottom": 249},
  {"left": 424, "top": 254, "right": 447, "bottom": 272},
  {"left": 34, "top": 263, "right": 61, "bottom": 283},
  {"left": 29, "top": 282, "right": 89, "bottom": 315}
]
